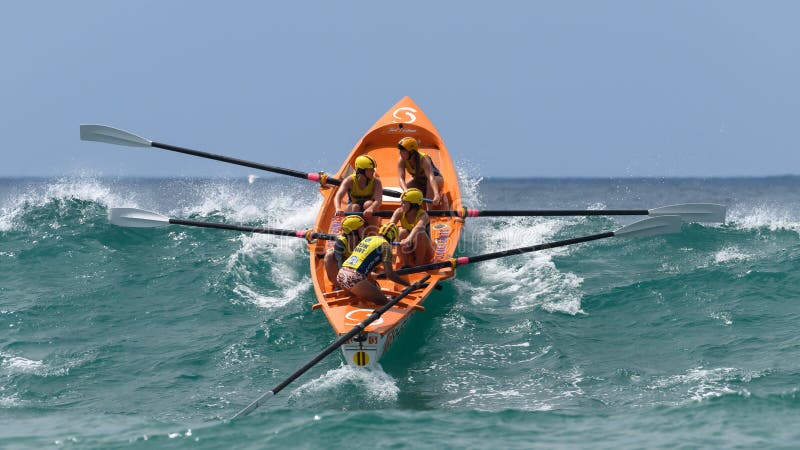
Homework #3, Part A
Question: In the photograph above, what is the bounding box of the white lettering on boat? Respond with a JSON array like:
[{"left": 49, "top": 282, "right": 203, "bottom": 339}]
[{"left": 345, "top": 309, "right": 385, "bottom": 326}]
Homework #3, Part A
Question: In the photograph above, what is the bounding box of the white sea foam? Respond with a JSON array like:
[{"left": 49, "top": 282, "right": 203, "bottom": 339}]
[
  {"left": 455, "top": 217, "right": 585, "bottom": 315},
  {"left": 290, "top": 364, "right": 399, "bottom": 403},
  {"left": 650, "top": 366, "right": 758, "bottom": 403},
  {"left": 713, "top": 247, "right": 749, "bottom": 264},
  {"left": 0, "top": 353, "right": 74, "bottom": 378},
  {"left": 1, "top": 354, "right": 46, "bottom": 375},
  {"left": 454, "top": 160, "right": 484, "bottom": 208},
  {"left": 0, "top": 176, "right": 133, "bottom": 231},
  {"left": 729, "top": 205, "right": 800, "bottom": 234}
]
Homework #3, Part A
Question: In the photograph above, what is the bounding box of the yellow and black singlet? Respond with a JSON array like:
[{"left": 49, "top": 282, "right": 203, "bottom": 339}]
[
  {"left": 404, "top": 151, "right": 442, "bottom": 181},
  {"left": 399, "top": 209, "right": 426, "bottom": 232},
  {"left": 333, "top": 234, "right": 355, "bottom": 267},
  {"left": 348, "top": 174, "right": 374, "bottom": 204},
  {"left": 342, "top": 236, "right": 391, "bottom": 275}
]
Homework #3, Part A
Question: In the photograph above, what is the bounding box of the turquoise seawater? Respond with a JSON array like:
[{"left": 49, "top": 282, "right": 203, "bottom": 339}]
[{"left": 2, "top": 175, "right": 800, "bottom": 449}]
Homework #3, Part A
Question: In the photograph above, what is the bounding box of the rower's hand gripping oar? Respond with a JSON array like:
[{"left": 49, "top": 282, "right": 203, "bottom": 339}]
[
  {"left": 393, "top": 215, "right": 683, "bottom": 275},
  {"left": 229, "top": 274, "right": 431, "bottom": 420},
  {"left": 108, "top": 207, "right": 336, "bottom": 242},
  {"left": 80, "top": 124, "right": 410, "bottom": 200},
  {"left": 341, "top": 204, "right": 726, "bottom": 223}
]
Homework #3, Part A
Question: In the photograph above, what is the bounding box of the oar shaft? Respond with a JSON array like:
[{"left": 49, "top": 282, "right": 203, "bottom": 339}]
[
  {"left": 423, "top": 209, "right": 650, "bottom": 217},
  {"left": 150, "top": 141, "right": 412, "bottom": 199},
  {"left": 395, "top": 231, "right": 616, "bottom": 275},
  {"left": 467, "top": 231, "right": 615, "bottom": 263},
  {"left": 471, "top": 209, "right": 649, "bottom": 217},
  {"left": 231, "top": 275, "right": 430, "bottom": 420},
  {"left": 168, "top": 218, "right": 338, "bottom": 241},
  {"left": 151, "top": 141, "right": 324, "bottom": 182}
]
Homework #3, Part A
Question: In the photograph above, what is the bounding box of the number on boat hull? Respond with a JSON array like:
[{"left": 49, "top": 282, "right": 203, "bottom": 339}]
[{"left": 353, "top": 351, "right": 370, "bottom": 366}]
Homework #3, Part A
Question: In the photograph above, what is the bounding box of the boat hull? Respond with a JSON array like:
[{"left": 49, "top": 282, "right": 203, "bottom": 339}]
[{"left": 309, "top": 97, "right": 463, "bottom": 367}]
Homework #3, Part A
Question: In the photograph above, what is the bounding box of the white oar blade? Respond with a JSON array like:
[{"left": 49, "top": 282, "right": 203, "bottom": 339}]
[
  {"left": 80, "top": 124, "right": 152, "bottom": 148},
  {"left": 614, "top": 215, "right": 682, "bottom": 238},
  {"left": 648, "top": 203, "right": 726, "bottom": 223},
  {"left": 109, "top": 208, "right": 170, "bottom": 228}
]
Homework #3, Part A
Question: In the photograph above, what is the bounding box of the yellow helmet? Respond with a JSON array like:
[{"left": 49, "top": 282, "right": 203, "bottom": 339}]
[
  {"left": 378, "top": 222, "right": 399, "bottom": 242},
  {"left": 354, "top": 155, "right": 376, "bottom": 170},
  {"left": 401, "top": 188, "right": 424, "bottom": 205},
  {"left": 398, "top": 137, "right": 419, "bottom": 153},
  {"left": 341, "top": 215, "right": 365, "bottom": 234}
]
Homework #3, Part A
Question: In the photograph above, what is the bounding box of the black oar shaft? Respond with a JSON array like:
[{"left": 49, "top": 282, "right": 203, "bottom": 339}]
[
  {"left": 231, "top": 275, "right": 430, "bottom": 419},
  {"left": 341, "top": 209, "right": 651, "bottom": 218},
  {"left": 423, "top": 209, "right": 650, "bottom": 217},
  {"left": 168, "top": 218, "right": 338, "bottom": 241},
  {"left": 467, "top": 231, "right": 615, "bottom": 263},
  {"left": 472, "top": 210, "right": 649, "bottom": 217},
  {"left": 395, "top": 231, "right": 616, "bottom": 275},
  {"left": 151, "top": 141, "right": 411, "bottom": 199},
  {"left": 152, "top": 141, "right": 321, "bottom": 181}
]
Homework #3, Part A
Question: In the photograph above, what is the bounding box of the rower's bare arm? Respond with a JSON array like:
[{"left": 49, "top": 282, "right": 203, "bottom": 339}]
[
  {"left": 382, "top": 244, "right": 410, "bottom": 286},
  {"left": 397, "top": 159, "right": 408, "bottom": 191},
  {"left": 370, "top": 178, "right": 383, "bottom": 209},
  {"left": 389, "top": 208, "right": 402, "bottom": 224},
  {"left": 410, "top": 213, "right": 429, "bottom": 240},
  {"left": 423, "top": 158, "right": 441, "bottom": 199},
  {"left": 334, "top": 177, "right": 352, "bottom": 211}
]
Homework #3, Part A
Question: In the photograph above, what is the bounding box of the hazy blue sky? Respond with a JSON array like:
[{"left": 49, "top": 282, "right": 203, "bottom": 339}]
[{"left": 1, "top": 1, "right": 798, "bottom": 178}]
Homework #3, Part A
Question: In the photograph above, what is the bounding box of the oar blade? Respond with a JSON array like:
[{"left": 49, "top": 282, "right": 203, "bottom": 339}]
[
  {"left": 614, "top": 215, "right": 682, "bottom": 238},
  {"left": 109, "top": 208, "right": 170, "bottom": 228},
  {"left": 80, "top": 124, "right": 152, "bottom": 148},
  {"left": 648, "top": 203, "right": 726, "bottom": 223}
]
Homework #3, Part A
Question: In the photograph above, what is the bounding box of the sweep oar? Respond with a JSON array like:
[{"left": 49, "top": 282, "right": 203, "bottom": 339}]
[
  {"left": 230, "top": 274, "right": 431, "bottom": 420},
  {"left": 80, "top": 124, "right": 407, "bottom": 199},
  {"left": 108, "top": 208, "right": 337, "bottom": 241},
  {"left": 341, "top": 203, "right": 725, "bottom": 223},
  {"left": 392, "top": 215, "right": 682, "bottom": 275}
]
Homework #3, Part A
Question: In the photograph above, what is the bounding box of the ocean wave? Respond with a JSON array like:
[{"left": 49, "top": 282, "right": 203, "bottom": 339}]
[
  {"left": 728, "top": 205, "right": 800, "bottom": 234},
  {"left": 454, "top": 216, "right": 585, "bottom": 314},
  {"left": 288, "top": 364, "right": 399, "bottom": 406},
  {"left": 173, "top": 180, "right": 320, "bottom": 227},
  {"left": 648, "top": 366, "right": 763, "bottom": 404},
  {"left": 0, "top": 177, "right": 132, "bottom": 232},
  {"left": 0, "top": 353, "right": 69, "bottom": 378}
]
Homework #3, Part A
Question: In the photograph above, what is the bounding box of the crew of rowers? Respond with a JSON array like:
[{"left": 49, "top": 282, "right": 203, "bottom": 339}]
[{"left": 323, "top": 136, "right": 444, "bottom": 305}]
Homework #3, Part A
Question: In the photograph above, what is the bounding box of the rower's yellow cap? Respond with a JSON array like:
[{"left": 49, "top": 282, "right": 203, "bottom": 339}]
[
  {"left": 379, "top": 222, "right": 399, "bottom": 242},
  {"left": 341, "top": 215, "right": 365, "bottom": 234},
  {"left": 354, "top": 155, "right": 376, "bottom": 170},
  {"left": 401, "top": 188, "right": 424, "bottom": 206},
  {"left": 398, "top": 137, "right": 419, "bottom": 153}
]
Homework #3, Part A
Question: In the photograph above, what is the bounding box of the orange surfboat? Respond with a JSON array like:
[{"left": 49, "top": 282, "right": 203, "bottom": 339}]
[{"left": 308, "top": 97, "right": 464, "bottom": 367}]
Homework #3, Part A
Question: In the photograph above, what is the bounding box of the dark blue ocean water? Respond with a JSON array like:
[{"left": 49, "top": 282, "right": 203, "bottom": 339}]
[{"left": 2, "top": 175, "right": 800, "bottom": 449}]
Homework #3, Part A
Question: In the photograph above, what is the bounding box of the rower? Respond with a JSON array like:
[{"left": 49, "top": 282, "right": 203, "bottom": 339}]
[
  {"left": 389, "top": 188, "right": 434, "bottom": 267},
  {"left": 324, "top": 215, "right": 366, "bottom": 286},
  {"left": 333, "top": 155, "right": 383, "bottom": 232},
  {"left": 396, "top": 137, "right": 445, "bottom": 208},
  {"left": 336, "top": 223, "right": 410, "bottom": 305}
]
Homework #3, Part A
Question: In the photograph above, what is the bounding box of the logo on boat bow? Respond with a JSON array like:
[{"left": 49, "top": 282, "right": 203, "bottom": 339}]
[
  {"left": 345, "top": 309, "right": 385, "bottom": 326},
  {"left": 392, "top": 107, "right": 417, "bottom": 124}
]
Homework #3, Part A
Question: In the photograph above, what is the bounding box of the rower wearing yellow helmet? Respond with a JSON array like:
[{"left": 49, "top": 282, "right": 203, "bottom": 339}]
[
  {"left": 336, "top": 222, "right": 410, "bottom": 305},
  {"left": 324, "top": 215, "right": 366, "bottom": 286},
  {"left": 334, "top": 154, "right": 383, "bottom": 230},
  {"left": 396, "top": 137, "right": 445, "bottom": 207},
  {"left": 389, "top": 188, "right": 434, "bottom": 267}
]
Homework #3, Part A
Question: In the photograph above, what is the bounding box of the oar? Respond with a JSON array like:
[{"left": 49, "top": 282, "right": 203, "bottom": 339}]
[
  {"left": 340, "top": 203, "right": 725, "bottom": 223},
  {"left": 108, "top": 208, "right": 338, "bottom": 241},
  {"left": 80, "top": 124, "right": 407, "bottom": 199},
  {"left": 230, "top": 274, "right": 431, "bottom": 420},
  {"left": 392, "top": 215, "right": 682, "bottom": 275}
]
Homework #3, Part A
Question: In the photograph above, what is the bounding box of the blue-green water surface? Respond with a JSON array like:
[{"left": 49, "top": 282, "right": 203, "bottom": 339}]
[{"left": 1, "top": 176, "right": 799, "bottom": 449}]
